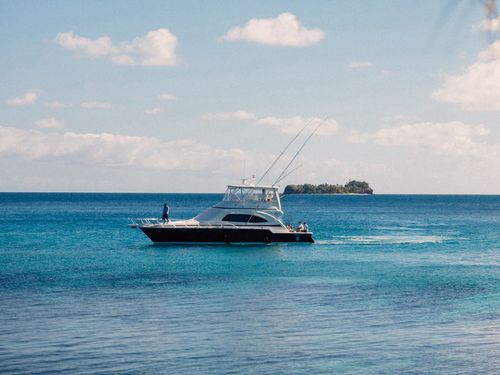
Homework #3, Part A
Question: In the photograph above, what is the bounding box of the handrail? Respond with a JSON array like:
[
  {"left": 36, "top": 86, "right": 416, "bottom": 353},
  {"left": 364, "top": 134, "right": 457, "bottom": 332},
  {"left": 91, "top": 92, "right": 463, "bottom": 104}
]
[
  {"left": 254, "top": 210, "right": 286, "bottom": 228},
  {"left": 128, "top": 218, "right": 243, "bottom": 229}
]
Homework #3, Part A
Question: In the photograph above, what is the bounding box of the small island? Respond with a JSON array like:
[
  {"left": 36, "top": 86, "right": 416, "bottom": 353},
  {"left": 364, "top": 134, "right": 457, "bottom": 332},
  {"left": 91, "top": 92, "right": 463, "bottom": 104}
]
[{"left": 284, "top": 180, "right": 373, "bottom": 195}]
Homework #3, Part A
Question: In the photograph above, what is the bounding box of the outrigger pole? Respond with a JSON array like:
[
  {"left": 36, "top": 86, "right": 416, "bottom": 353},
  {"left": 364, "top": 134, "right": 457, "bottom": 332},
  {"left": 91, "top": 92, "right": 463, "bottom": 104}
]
[
  {"left": 271, "top": 117, "right": 327, "bottom": 187},
  {"left": 256, "top": 118, "right": 314, "bottom": 185},
  {"left": 273, "top": 164, "right": 303, "bottom": 187}
]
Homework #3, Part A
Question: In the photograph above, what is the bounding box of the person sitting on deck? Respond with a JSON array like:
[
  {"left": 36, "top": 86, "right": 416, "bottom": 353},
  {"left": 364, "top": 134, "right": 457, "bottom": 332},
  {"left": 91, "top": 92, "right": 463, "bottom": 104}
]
[
  {"left": 162, "top": 203, "right": 169, "bottom": 224},
  {"left": 286, "top": 224, "right": 294, "bottom": 232},
  {"left": 303, "top": 222, "right": 309, "bottom": 232},
  {"left": 296, "top": 222, "right": 304, "bottom": 232}
]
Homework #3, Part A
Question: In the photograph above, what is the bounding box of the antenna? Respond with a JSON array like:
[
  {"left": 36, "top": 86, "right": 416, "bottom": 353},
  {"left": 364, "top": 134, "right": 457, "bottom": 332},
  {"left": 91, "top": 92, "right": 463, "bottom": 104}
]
[
  {"left": 271, "top": 118, "right": 327, "bottom": 187},
  {"left": 256, "top": 118, "right": 314, "bottom": 185}
]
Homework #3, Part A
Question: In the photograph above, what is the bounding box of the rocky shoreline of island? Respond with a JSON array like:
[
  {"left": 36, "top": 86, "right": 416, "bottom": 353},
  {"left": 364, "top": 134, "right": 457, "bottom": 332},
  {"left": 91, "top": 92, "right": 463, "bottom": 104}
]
[{"left": 284, "top": 180, "right": 373, "bottom": 195}]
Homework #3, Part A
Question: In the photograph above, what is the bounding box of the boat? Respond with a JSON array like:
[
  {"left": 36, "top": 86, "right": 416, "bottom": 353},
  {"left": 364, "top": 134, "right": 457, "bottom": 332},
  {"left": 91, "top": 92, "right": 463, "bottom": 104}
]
[
  {"left": 129, "top": 184, "right": 313, "bottom": 244},
  {"left": 130, "top": 117, "right": 327, "bottom": 244}
]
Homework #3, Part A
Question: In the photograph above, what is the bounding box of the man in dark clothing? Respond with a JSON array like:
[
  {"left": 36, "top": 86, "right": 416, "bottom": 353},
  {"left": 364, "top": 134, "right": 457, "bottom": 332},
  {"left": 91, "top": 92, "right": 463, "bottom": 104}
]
[{"left": 162, "top": 203, "right": 169, "bottom": 224}]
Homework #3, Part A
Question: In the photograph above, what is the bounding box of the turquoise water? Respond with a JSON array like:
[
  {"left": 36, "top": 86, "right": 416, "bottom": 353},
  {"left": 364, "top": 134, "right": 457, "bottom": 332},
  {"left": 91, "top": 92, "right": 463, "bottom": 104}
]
[{"left": 1, "top": 193, "right": 500, "bottom": 374}]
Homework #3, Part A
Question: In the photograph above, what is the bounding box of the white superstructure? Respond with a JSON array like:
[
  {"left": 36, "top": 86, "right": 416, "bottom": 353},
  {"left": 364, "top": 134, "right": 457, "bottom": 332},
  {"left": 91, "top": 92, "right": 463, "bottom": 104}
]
[{"left": 131, "top": 184, "right": 287, "bottom": 230}]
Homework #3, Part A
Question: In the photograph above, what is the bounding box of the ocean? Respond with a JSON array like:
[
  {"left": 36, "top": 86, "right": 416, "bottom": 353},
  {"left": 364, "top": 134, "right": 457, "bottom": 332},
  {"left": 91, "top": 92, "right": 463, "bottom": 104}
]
[{"left": 1, "top": 193, "right": 499, "bottom": 374}]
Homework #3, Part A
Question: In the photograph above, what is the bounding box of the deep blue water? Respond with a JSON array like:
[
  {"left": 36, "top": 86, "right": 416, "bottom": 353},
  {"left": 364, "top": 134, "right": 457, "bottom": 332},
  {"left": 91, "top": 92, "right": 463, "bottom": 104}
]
[{"left": 1, "top": 193, "right": 500, "bottom": 374}]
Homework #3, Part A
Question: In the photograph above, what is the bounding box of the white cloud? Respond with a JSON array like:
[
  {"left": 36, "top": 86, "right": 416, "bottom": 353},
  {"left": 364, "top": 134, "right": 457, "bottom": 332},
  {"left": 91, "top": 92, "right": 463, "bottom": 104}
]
[
  {"left": 0, "top": 126, "right": 249, "bottom": 172},
  {"left": 202, "top": 111, "right": 339, "bottom": 135},
  {"left": 157, "top": 93, "right": 177, "bottom": 101},
  {"left": 56, "top": 33, "right": 114, "bottom": 57},
  {"left": 347, "top": 121, "right": 495, "bottom": 158},
  {"left": 45, "top": 101, "right": 72, "bottom": 109},
  {"left": 432, "top": 40, "right": 500, "bottom": 111},
  {"left": 6, "top": 90, "right": 38, "bottom": 106},
  {"left": 202, "top": 110, "right": 256, "bottom": 121},
  {"left": 479, "top": 16, "right": 500, "bottom": 31},
  {"left": 35, "top": 118, "right": 65, "bottom": 129},
  {"left": 349, "top": 61, "right": 373, "bottom": 69},
  {"left": 0, "top": 126, "right": 392, "bottom": 192},
  {"left": 56, "top": 28, "right": 179, "bottom": 67},
  {"left": 257, "top": 116, "right": 339, "bottom": 135},
  {"left": 344, "top": 121, "right": 500, "bottom": 193},
  {"left": 145, "top": 107, "right": 163, "bottom": 115},
  {"left": 81, "top": 101, "right": 112, "bottom": 109},
  {"left": 224, "top": 12, "right": 324, "bottom": 47}
]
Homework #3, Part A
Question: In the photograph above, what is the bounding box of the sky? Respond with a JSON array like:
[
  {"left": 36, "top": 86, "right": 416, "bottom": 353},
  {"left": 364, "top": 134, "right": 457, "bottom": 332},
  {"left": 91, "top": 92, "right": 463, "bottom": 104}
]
[{"left": 1, "top": 0, "right": 500, "bottom": 193}]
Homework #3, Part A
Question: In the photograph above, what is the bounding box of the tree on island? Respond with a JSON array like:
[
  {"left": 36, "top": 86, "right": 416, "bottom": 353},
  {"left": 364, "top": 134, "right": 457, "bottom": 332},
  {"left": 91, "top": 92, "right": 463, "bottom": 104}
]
[{"left": 283, "top": 180, "right": 373, "bottom": 194}]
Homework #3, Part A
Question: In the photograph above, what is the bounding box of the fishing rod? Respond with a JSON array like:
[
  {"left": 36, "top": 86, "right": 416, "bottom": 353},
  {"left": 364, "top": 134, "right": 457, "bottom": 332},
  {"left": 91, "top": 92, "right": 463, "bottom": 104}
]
[
  {"left": 256, "top": 118, "right": 314, "bottom": 185},
  {"left": 271, "top": 117, "right": 327, "bottom": 187}
]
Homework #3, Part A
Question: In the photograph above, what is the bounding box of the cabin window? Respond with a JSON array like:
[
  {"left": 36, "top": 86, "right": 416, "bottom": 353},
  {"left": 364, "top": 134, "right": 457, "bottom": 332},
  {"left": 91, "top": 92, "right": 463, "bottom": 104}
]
[
  {"left": 222, "top": 214, "right": 267, "bottom": 223},
  {"left": 249, "top": 215, "right": 267, "bottom": 223}
]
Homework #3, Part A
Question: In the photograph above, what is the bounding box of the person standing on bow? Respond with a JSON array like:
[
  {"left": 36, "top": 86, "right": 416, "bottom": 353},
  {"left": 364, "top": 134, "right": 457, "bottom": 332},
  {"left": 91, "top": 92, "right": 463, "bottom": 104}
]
[{"left": 162, "top": 203, "right": 170, "bottom": 224}]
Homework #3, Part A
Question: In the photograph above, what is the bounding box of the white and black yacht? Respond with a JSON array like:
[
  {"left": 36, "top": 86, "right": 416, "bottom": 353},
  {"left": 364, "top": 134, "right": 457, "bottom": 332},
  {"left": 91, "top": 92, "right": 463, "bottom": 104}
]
[
  {"left": 130, "top": 184, "right": 313, "bottom": 244},
  {"left": 129, "top": 118, "right": 328, "bottom": 244}
]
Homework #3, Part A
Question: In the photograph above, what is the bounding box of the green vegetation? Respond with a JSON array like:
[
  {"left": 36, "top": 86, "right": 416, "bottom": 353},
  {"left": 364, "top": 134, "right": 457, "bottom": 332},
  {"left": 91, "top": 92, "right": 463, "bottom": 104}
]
[{"left": 284, "top": 181, "right": 373, "bottom": 195}]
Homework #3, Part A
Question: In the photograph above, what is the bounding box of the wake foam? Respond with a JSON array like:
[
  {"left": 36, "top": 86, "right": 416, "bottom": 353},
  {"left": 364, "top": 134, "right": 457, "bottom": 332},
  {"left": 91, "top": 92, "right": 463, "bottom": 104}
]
[{"left": 316, "top": 235, "right": 449, "bottom": 245}]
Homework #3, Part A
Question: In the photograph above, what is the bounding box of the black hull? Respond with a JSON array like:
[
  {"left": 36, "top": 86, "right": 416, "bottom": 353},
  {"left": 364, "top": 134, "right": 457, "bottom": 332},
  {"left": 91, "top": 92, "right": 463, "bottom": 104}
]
[{"left": 140, "top": 227, "right": 314, "bottom": 244}]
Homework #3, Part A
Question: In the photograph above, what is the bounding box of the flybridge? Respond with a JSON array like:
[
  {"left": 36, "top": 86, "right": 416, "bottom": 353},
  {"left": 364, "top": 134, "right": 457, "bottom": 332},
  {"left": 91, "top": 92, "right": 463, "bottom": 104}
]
[{"left": 216, "top": 185, "right": 282, "bottom": 211}]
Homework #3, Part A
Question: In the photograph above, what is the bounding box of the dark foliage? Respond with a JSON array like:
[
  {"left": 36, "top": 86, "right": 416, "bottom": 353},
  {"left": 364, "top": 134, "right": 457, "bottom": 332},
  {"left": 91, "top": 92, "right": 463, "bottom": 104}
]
[{"left": 284, "top": 180, "right": 373, "bottom": 194}]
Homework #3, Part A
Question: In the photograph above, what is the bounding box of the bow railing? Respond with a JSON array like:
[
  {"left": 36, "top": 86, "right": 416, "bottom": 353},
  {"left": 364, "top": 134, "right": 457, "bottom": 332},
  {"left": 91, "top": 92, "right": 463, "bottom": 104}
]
[{"left": 128, "top": 218, "right": 240, "bottom": 229}]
